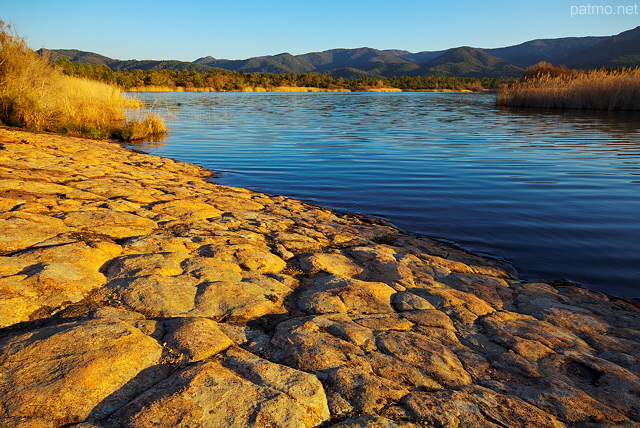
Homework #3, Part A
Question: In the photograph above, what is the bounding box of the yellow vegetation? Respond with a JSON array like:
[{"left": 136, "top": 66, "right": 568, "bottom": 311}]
[
  {"left": 414, "top": 89, "right": 474, "bottom": 93},
  {"left": 126, "top": 85, "right": 354, "bottom": 93},
  {"left": 126, "top": 85, "right": 179, "bottom": 92},
  {"left": 360, "top": 87, "right": 402, "bottom": 92},
  {"left": 241, "top": 86, "right": 268, "bottom": 92},
  {"left": 354, "top": 80, "right": 403, "bottom": 93},
  {"left": 268, "top": 86, "right": 350, "bottom": 92},
  {"left": 0, "top": 21, "right": 166, "bottom": 140},
  {"left": 112, "top": 114, "right": 167, "bottom": 141},
  {"left": 127, "top": 85, "right": 221, "bottom": 92},
  {"left": 497, "top": 68, "right": 640, "bottom": 110}
]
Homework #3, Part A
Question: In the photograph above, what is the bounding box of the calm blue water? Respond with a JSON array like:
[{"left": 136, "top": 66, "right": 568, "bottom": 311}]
[{"left": 127, "top": 92, "right": 640, "bottom": 298}]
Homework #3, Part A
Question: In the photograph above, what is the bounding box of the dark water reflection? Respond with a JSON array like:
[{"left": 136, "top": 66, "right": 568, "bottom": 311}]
[{"left": 127, "top": 92, "right": 640, "bottom": 298}]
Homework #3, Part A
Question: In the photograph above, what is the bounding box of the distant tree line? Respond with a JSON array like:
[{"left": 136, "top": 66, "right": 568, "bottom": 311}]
[{"left": 55, "top": 57, "right": 515, "bottom": 91}]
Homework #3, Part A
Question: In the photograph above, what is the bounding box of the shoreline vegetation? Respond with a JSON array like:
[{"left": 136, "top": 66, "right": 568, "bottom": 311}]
[
  {"left": 52, "top": 51, "right": 640, "bottom": 111},
  {"left": 124, "top": 84, "right": 402, "bottom": 93},
  {"left": 3, "top": 18, "right": 638, "bottom": 144},
  {"left": 498, "top": 62, "right": 640, "bottom": 110},
  {"left": 124, "top": 85, "right": 478, "bottom": 93},
  {"left": 55, "top": 56, "right": 509, "bottom": 93},
  {"left": 0, "top": 21, "right": 166, "bottom": 141}
]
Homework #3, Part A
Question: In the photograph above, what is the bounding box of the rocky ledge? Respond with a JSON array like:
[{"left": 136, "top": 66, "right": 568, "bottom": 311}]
[{"left": 0, "top": 127, "right": 638, "bottom": 428}]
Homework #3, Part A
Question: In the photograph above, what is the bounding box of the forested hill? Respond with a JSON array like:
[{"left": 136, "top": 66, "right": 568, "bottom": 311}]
[
  {"left": 194, "top": 48, "right": 423, "bottom": 77},
  {"left": 40, "top": 49, "right": 214, "bottom": 73},
  {"left": 411, "top": 47, "right": 524, "bottom": 78},
  {"left": 560, "top": 26, "right": 640, "bottom": 69},
  {"left": 39, "top": 26, "right": 640, "bottom": 79}
]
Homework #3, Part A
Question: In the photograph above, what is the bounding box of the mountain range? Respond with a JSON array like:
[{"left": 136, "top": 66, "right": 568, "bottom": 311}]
[{"left": 40, "top": 26, "right": 640, "bottom": 79}]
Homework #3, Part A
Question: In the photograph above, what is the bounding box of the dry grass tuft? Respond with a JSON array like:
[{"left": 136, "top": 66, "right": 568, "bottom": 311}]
[
  {"left": 0, "top": 20, "right": 165, "bottom": 139},
  {"left": 497, "top": 65, "right": 640, "bottom": 110},
  {"left": 113, "top": 113, "right": 168, "bottom": 141}
]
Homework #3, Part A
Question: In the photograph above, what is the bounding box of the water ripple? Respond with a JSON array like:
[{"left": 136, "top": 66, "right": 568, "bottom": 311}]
[{"left": 128, "top": 92, "right": 640, "bottom": 298}]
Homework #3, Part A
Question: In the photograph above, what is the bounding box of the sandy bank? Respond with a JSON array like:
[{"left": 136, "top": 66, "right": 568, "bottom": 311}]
[{"left": 0, "top": 127, "right": 639, "bottom": 427}]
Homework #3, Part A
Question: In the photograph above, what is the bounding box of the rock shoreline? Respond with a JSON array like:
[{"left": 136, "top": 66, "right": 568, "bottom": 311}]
[{"left": 0, "top": 127, "right": 638, "bottom": 427}]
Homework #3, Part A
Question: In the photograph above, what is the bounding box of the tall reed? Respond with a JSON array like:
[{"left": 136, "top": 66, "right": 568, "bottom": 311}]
[
  {"left": 497, "top": 68, "right": 640, "bottom": 110},
  {"left": 0, "top": 20, "right": 165, "bottom": 139}
]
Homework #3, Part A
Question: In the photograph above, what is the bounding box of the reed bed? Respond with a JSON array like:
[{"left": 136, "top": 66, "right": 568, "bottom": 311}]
[
  {"left": 0, "top": 21, "right": 165, "bottom": 140},
  {"left": 497, "top": 68, "right": 640, "bottom": 110}
]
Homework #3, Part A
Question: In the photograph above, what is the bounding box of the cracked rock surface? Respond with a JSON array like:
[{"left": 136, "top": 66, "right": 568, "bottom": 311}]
[{"left": 0, "top": 128, "right": 639, "bottom": 427}]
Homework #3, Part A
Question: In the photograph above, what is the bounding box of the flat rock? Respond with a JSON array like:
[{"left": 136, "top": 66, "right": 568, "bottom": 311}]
[
  {"left": 0, "top": 319, "right": 163, "bottom": 427},
  {"left": 200, "top": 242, "right": 287, "bottom": 274},
  {"left": 1, "top": 128, "right": 639, "bottom": 427},
  {"left": 68, "top": 177, "right": 163, "bottom": 202},
  {"left": 0, "top": 179, "right": 104, "bottom": 201},
  {"left": 0, "top": 241, "right": 122, "bottom": 327},
  {"left": 107, "top": 348, "right": 330, "bottom": 427},
  {"left": 120, "top": 234, "right": 192, "bottom": 254},
  {"left": 375, "top": 330, "right": 472, "bottom": 387},
  {"left": 104, "top": 252, "right": 189, "bottom": 278},
  {"left": 297, "top": 252, "right": 364, "bottom": 277},
  {"left": 481, "top": 310, "right": 592, "bottom": 358},
  {"left": 180, "top": 255, "right": 243, "bottom": 282},
  {"left": 298, "top": 276, "right": 396, "bottom": 314},
  {"left": 152, "top": 197, "right": 223, "bottom": 216},
  {"left": 0, "top": 216, "right": 69, "bottom": 255},
  {"left": 106, "top": 274, "right": 199, "bottom": 317},
  {"left": 401, "top": 386, "right": 565, "bottom": 428},
  {"left": 59, "top": 210, "right": 157, "bottom": 239},
  {"left": 163, "top": 317, "right": 233, "bottom": 362},
  {"left": 192, "top": 277, "right": 291, "bottom": 321},
  {"left": 392, "top": 291, "right": 437, "bottom": 311},
  {"left": 349, "top": 245, "right": 415, "bottom": 289},
  {"left": 331, "top": 415, "right": 419, "bottom": 427}
]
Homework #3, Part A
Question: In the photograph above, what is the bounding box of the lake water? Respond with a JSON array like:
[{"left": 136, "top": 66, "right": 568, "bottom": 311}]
[{"left": 127, "top": 92, "right": 640, "bottom": 298}]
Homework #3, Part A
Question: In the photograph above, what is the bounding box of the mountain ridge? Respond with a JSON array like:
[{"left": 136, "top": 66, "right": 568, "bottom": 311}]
[
  {"left": 412, "top": 46, "right": 523, "bottom": 77},
  {"left": 40, "top": 26, "right": 640, "bottom": 78},
  {"left": 482, "top": 36, "right": 610, "bottom": 68},
  {"left": 561, "top": 26, "right": 640, "bottom": 68}
]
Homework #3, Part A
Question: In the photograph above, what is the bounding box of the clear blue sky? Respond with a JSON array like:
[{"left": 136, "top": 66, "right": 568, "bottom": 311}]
[{"left": 3, "top": 0, "right": 639, "bottom": 61}]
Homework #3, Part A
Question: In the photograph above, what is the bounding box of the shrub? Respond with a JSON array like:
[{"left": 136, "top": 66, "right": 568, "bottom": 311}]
[
  {"left": 523, "top": 61, "right": 575, "bottom": 80},
  {"left": 0, "top": 20, "right": 166, "bottom": 139}
]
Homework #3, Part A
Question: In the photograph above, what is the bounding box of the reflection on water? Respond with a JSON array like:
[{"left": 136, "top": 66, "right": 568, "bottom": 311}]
[
  {"left": 126, "top": 134, "right": 167, "bottom": 148},
  {"left": 126, "top": 92, "right": 640, "bottom": 298},
  {"left": 497, "top": 106, "right": 640, "bottom": 138}
]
